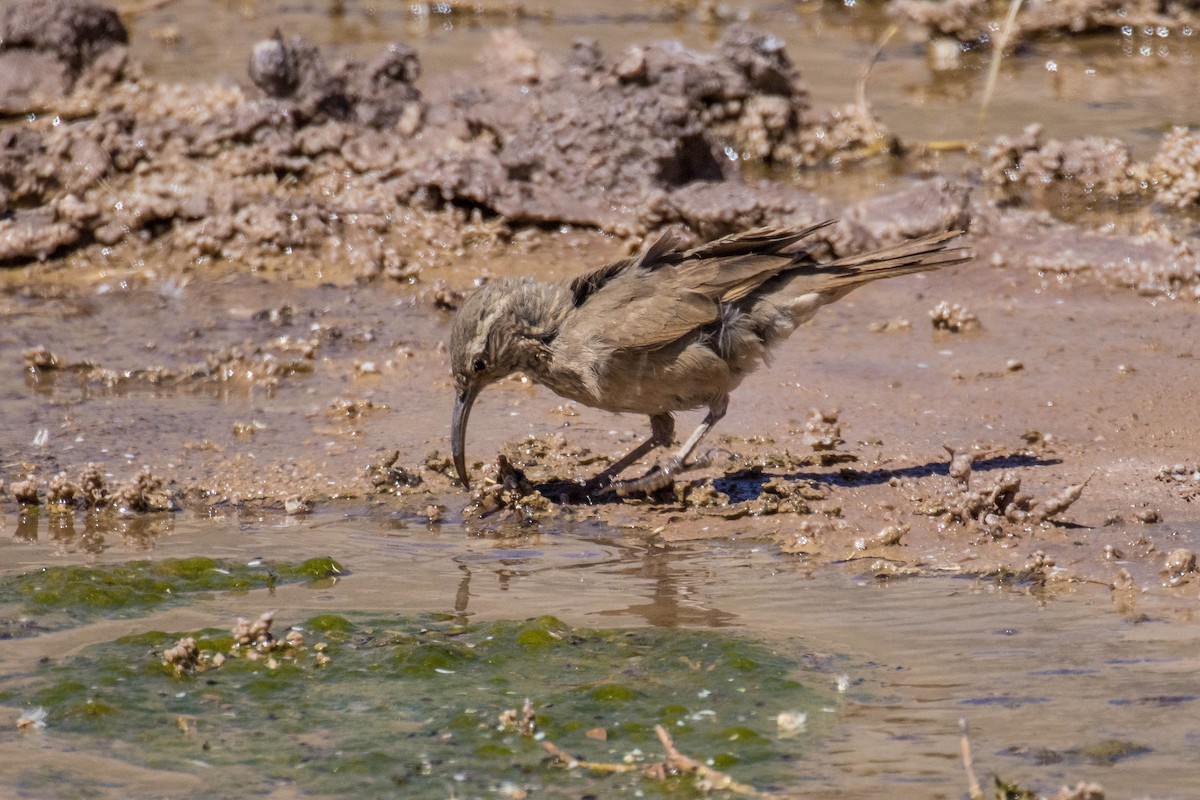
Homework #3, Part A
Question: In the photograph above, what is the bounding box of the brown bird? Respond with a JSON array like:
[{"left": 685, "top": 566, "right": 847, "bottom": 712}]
[{"left": 450, "top": 220, "right": 970, "bottom": 494}]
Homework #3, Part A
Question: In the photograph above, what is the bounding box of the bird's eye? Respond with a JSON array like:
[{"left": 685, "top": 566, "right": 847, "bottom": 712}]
[{"left": 472, "top": 357, "right": 487, "bottom": 373}]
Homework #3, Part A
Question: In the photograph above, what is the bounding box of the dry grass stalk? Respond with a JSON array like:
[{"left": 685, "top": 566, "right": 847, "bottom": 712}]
[{"left": 978, "top": 0, "right": 1025, "bottom": 130}]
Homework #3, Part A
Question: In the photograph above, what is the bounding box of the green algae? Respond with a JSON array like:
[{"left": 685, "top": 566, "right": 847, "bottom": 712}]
[
  {"left": 11, "top": 613, "right": 832, "bottom": 798},
  {"left": 0, "top": 557, "right": 343, "bottom": 634}
]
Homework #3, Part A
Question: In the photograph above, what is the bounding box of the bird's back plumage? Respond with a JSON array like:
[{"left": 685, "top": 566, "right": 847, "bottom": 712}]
[{"left": 560, "top": 222, "right": 969, "bottom": 357}]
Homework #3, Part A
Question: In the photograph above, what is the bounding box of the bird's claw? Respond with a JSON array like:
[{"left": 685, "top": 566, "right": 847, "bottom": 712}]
[
  {"left": 607, "top": 460, "right": 680, "bottom": 497},
  {"left": 595, "top": 450, "right": 730, "bottom": 498}
]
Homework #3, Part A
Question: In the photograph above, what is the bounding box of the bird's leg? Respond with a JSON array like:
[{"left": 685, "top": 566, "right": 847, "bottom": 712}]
[
  {"left": 610, "top": 400, "right": 728, "bottom": 497},
  {"left": 583, "top": 413, "right": 675, "bottom": 490}
]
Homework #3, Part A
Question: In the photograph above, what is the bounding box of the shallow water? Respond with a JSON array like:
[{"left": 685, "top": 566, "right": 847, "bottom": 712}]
[{"left": 2, "top": 511, "right": 1198, "bottom": 798}]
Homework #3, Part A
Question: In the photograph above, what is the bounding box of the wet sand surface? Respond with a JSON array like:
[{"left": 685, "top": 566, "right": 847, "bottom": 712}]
[{"left": 1, "top": 0, "right": 1199, "bottom": 797}]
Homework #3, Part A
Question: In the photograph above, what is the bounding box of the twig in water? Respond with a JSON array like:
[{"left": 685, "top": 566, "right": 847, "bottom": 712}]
[
  {"left": 960, "top": 718, "right": 984, "bottom": 800},
  {"left": 541, "top": 740, "right": 638, "bottom": 774},
  {"left": 653, "top": 724, "right": 763, "bottom": 796}
]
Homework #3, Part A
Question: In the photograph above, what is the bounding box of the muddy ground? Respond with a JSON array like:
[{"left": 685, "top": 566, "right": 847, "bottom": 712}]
[{"left": 1, "top": 0, "right": 1199, "bottom": 605}]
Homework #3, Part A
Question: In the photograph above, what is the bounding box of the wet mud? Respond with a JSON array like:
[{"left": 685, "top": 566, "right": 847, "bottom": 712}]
[
  {"left": 1, "top": 0, "right": 1198, "bottom": 586},
  {"left": 0, "top": 1, "right": 1199, "bottom": 793}
]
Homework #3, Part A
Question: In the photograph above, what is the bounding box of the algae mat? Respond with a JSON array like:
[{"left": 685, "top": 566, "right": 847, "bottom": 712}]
[{"left": 1, "top": 561, "right": 831, "bottom": 798}]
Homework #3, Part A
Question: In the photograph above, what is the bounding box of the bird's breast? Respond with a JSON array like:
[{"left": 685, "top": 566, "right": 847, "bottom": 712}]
[{"left": 536, "top": 338, "right": 737, "bottom": 416}]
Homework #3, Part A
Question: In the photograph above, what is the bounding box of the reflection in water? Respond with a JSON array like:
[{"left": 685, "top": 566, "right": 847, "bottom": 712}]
[
  {"left": 48, "top": 512, "right": 76, "bottom": 544},
  {"left": 8, "top": 509, "right": 175, "bottom": 556},
  {"left": 447, "top": 532, "right": 737, "bottom": 628},
  {"left": 454, "top": 564, "right": 470, "bottom": 613},
  {"left": 13, "top": 510, "right": 38, "bottom": 542},
  {"left": 112, "top": 514, "right": 175, "bottom": 550},
  {"left": 600, "top": 540, "right": 738, "bottom": 628}
]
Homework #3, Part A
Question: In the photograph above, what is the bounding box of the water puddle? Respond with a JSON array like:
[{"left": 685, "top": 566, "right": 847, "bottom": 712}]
[{"left": 2, "top": 511, "right": 1198, "bottom": 798}]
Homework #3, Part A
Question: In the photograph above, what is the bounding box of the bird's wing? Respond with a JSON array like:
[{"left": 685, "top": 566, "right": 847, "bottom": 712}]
[
  {"left": 671, "top": 220, "right": 837, "bottom": 304},
  {"left": 567, "top": 230, "right": 684, "bottom": 307},
  {"left": 566, "top": 221, "right": 842, "bottom": 352},
  {"left": 681, "top": 220, "right": 835, "bottom": 260},
  {"left": 565, "top": 272, "right": 719, "bottom": 353}
]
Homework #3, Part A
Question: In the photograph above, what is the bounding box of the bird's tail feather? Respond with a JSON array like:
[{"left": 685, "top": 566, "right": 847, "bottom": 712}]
[{"left": 821, "top": 230, "right": 971, "bottom": 290}]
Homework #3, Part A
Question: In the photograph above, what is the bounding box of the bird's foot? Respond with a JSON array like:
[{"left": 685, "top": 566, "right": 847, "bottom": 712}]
[
  {"left": 609, "top": 463, "right": 677, "bottom": 497},
  {"left": 607, "top": 450, "right": 718, "bottom": 498}
]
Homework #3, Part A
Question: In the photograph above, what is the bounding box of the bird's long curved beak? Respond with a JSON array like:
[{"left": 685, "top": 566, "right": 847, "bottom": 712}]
[{"left": 451, "top": 381, "right": 481, "bottom": 489}]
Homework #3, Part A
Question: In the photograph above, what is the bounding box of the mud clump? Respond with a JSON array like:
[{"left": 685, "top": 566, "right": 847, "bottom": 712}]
[
  {"left": 465, "top": 454, "right": 553, "bottom": 523},
  {"left": 23, "top": 347, "right": 61, "bottom": 372},
  {"left": 6, "top": 463, "right": 172, "bottom": 514},
  {"left": 777, "top": 518, "right": 840, "bottom": 555},
  {"left": 78, "top": 462, "right": 107, "bottom": 509},
  {"left": 0, "top": 0, "right": 127, "bottom": 100},
  {"left": 858, "top": 523, "right": 910, "bottom": 549},
  {"left": 161, "top": 612, "right": 314, "bottom": 677},
  {"left": 888, "top": 0, "right": 1196, "bottom": 42},
  {"left": 943, "top": 445, "right": 976, "bottom": 488},
  {"left": 676, "top": 481, "right": 732, "bottom": 510},
  {"left": 0, "top": 19, "right": 427, "bottom": 268},
  {"left": 110, "top": 468, "right": 172, "bottom": 513},
  {"left": 750, "top": 476, "right": 822, "bottom": 516},
  {"left": 0, "top": 0, "right": 125, "bottom": 72},
  {"left": 1, "top": 10, "right": 952, "bottom": 269},
  {"left": 802, "top": 408, "right": 843, "bottom": 452},
  {"left": 1112, "top": 567, "right": 1137, "bottom": 592},
  {"left": 1156, "top": 462, "right": 1199, "bottom": 501},
  {"left": 980, "top": 124, "right": 1200, "bottom": 221},
  {"left": 1150, "top": 127, "right": 1200, "bottom": 209},
  {"left": 402, "top": 26, "right": 844, "bottom": 237},
  {"left": 328, "top": 397, "right": 389, "bottom": 419},
  {"left": 1051, "top": 782, "right": 1106, "bottom": 800},
  {"left": 868, "top": 317, "right": 912, "bottom": 333},
  {"left": 498, "top": 698, "right": 538, "bottom": 737},
  {"left": 11, "top": 477, "right": 40, "bottom": 506},
  {"left": 847, "top": 176, "right": 971, "bottom": 244},
  {"left": 983, "top": 124, "right": 1145, "bottom": 202},
  {"left": 44, "top": 472, "right": 77, "bottom": 508},
  {"left": 1034, "top": 480, "right": 1090, "bottom": 522},
  {"left": 918, "top": 468, "right": 1090, "bottom": 533},
  {"left": 930, "top": 300, "right": 980, "bottom": 332},
  {"left": 245, "top": 33, "right": 423, "bottom": 130},
  {"left": 367, "top": 451, "right": 424, "bottom": 493},
  {"left": 1161, "top": 547, "right": 1197, "bottom": 586},
  {"left": 232, "top": 610, "right": 280, "bottom": 649},
  {"left": 162, "top": 636, "right": 201, "bottom": 675}
]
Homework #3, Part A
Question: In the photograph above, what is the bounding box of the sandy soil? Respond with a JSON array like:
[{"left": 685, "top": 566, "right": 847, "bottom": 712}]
[{"left": 1, "top": 0, "right": 1198, "bottom": 601}]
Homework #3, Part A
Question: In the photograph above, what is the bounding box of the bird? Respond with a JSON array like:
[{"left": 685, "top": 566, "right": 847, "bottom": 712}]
[{"left": 450, "top": 220, "right": 971, "bottom": 495}]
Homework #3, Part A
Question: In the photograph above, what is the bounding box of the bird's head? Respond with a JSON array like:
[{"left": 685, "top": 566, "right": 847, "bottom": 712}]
[{"left": 449, "top": 278, "right": 555, "bottom": 488}]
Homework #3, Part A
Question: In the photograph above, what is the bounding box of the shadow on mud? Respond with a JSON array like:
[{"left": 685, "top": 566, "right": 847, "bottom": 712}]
[{"left": 534, "top": 452, "right": 1061, "bottom": 507}]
